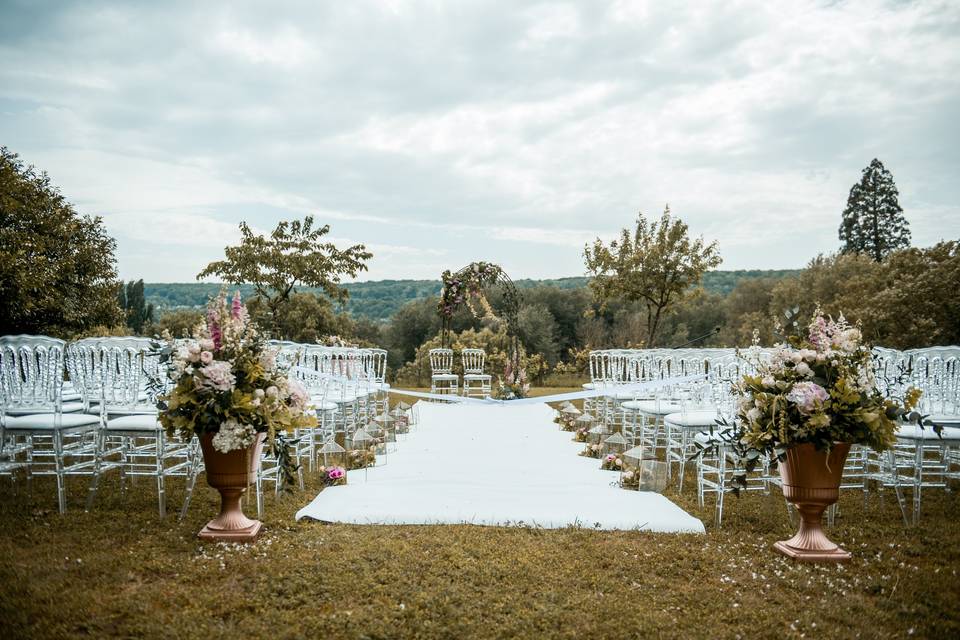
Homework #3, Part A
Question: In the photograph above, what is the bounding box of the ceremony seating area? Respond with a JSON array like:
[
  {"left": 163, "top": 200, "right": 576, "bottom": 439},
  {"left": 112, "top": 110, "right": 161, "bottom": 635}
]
[
  {"left": 0, "top": 335, "right": 415, "bottom": 519},
  {"left": 574, "top": 346, "right": 960, "bottom": 526}
]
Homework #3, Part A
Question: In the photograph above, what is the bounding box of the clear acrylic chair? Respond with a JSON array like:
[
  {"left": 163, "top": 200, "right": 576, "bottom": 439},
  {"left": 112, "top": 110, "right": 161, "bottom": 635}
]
[{"left": 0, "top": 335, "right": 101, "bottom": 513}]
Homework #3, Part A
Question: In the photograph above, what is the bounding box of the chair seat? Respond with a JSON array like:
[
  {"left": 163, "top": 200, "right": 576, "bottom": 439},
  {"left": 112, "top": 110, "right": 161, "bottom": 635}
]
[
  {"left": 106, "top": 414, "right": 162, "bottom": 432},
  {"left": 664, "top": 410, "right": 720, "bottom": 428},
  {"left": 2, "top": 412, "right": 100, "bottom": 431},
  {"left": 895, "top": 424, "right": 960, "bottom": 442},
  {"left": 927, "top": 414, "right": 960, "bottom": 427},
  {"left": 431, "top": 374, "right": 458, "bottom": 381},
  {"left": 621, "top": 400, "right": 683, "bottom": 415},
  {"left": 310, "top": 400, "right": 339, "bottom": 412},
  {"left": 582, "top": 383, "right": 595, "bottom": 390},
  {"left": 103, "top": 404, "right": 158, "bottom": 416},
  {"left": 463, "top": 374, "right": 491, "bottom": 381},
  {"left": 5, "top": 401, "right": 86, "bottom": 415}
]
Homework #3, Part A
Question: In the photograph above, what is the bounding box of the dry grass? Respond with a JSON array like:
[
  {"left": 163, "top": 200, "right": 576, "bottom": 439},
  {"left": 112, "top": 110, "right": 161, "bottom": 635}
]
[{"left": 1, "top": 390, "right": 958, "bottom": 639}]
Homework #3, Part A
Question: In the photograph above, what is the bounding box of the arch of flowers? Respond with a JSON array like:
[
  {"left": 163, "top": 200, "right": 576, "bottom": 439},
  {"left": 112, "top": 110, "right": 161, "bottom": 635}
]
[{"left": 437, "top": 261, "right": 522, "bottom": 351}]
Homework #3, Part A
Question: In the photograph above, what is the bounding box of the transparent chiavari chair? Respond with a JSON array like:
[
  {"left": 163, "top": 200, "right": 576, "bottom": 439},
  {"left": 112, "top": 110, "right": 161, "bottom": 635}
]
[
  {"left": 84, "top": 340, "right": 194, "bottom": 517},
  {"left": 0, "top": 335, "right": 100, "bottom": 513}
]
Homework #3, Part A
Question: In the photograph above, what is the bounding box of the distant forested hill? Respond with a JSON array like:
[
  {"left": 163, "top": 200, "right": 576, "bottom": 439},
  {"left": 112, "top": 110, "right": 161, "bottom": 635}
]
[{"left": 144, "top": 270, "right": 798, "bottom": 321}]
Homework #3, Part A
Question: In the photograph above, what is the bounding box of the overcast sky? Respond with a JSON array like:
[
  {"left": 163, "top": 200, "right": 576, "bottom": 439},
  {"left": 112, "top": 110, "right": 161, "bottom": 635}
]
[{"left": 2, "top": 0, "right": 958, "bottom": 282}]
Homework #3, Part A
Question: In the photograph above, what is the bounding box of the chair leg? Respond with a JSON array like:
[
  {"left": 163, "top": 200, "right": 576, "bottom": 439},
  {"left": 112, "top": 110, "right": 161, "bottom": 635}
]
[
  {"left": 54, "top": 431, "right": 66, "bottom": 514},
  {"left": 179, "top": 448, "right": 201, "bottom": 522},
  {"left": 156, "top": 434, "right": 167, "bottom": 519},
  {"left": 85, "top": 430, "right": 104, "bottom": 512}
]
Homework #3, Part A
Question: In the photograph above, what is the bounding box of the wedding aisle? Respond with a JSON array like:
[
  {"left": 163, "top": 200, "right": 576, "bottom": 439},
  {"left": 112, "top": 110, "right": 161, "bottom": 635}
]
[{"left": 296, "top": 402, "right": 704, "bottom": 532}]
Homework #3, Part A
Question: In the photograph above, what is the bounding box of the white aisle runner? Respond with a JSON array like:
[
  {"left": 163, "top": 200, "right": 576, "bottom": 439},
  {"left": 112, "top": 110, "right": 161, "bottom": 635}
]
[{"left": 296, "top": 402, "right": 705, "bottom": 532}]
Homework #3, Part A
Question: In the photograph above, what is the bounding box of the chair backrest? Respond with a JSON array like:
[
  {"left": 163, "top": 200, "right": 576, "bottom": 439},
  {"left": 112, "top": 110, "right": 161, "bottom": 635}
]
[
  {"left": 461, "top": 349, "right": 486, "bottom": 375},
  {"left": 429, "top": 348, "right": 454, "bottom": 374},
  {"left": 0, "top": 335, "right": 66, "bottom": 415}
]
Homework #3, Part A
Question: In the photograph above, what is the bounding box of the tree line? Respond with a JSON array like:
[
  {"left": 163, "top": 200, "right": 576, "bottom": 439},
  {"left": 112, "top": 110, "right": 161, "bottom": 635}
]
[{"left": 3, "top": 146, "right": 955, "bottom": 387}]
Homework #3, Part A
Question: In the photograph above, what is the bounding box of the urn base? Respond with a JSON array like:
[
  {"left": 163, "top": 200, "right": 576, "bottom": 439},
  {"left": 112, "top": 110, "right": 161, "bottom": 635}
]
[
  {"left": 774, "top": 539, "right": 851, "bottom": 562},
  {"left": 199, "top": 518, "right": 262, "bottom": 542}
]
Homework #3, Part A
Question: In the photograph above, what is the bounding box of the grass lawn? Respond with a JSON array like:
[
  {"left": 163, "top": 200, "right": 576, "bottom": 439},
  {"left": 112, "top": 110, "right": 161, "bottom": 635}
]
[{"left": 1, "top": 389, "right": 958, "bottom": 639}]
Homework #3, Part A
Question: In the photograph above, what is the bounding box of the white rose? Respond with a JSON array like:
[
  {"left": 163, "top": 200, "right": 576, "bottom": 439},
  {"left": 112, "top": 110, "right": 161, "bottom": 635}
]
[
  {"left": 200, "top": 351, "right": 213, "bottom": 365},
  {"left": 790, "top": 352, "right": 803, "bottom": 364},
  {"left": 199, "top": 338, "right": 215, "bottom": 351},
  {"left": 747, "top": 407, "right": 762, "bottom": 423},
  {"left": 254, "top": 388, "right": 265, "bottom": 399},
  {"left": 761, "top": 376, "right": 775, "bottom": 388},
  {"left": 794, "top": 362, "right": 812, "bottom": 377},
  {"left": 266, "top": 386, "right": 279, "bottom": 398}
]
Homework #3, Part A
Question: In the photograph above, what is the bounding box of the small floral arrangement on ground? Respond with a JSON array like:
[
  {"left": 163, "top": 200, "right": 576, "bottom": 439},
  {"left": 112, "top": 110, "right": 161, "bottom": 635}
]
[
  {"left": 698, "top": 307, "right": 931, "bottom": 492},
  {"left": 620, "top": 466, "right": 640, "bottom": 490},
  {"left": 579, "top": 443, "right": 602, "bottom": 458},
  {"left": 496, "top": 348, "right": 530, "bottom": 400},
  {"left": 600, "top": 454, "right": 624, "bottom": 471},
  {"left": 347, "top": 447, "right": 377, "bottom": 470},
  {"left": 318, "top": 466, "right": 347, "bottom": 487},
  {"left": 573, "top": 427, "right": 590, "bottom": 443},
  {"left": 157, "top": 291, "right": 316, "bottom": 486}
]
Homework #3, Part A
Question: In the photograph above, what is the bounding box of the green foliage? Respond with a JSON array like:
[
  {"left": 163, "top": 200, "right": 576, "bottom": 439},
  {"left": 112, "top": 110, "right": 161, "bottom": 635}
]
[
  {"left": 246, "top": 291, "right": 349, "bottom": 344},
  {"left": 584, "top": 205, "right": 722, "bottom": 347},
  {"left": 151, "top": 309, "right": 204, "bottom": 339},
  {"left": 117, "top": 279, "right": 154, "bottom": 334},
  {"left": 839, "top": 158, "right": 911, "bottom": 261},
  {"left": 197, "top": 216, "right": 372, "bottom": 333},
  {"left": 0, "top": 147, "right": 123, "bottom": 336}
]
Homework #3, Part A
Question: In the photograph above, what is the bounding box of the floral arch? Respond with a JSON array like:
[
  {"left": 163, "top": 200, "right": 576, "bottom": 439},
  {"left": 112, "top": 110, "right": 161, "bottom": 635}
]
[{"left": 437, "top": 261, "right": 522, "bottom": 350}]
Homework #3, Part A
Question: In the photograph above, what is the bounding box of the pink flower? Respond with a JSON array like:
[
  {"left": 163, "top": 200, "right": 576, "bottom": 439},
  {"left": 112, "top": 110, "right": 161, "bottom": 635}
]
[
  {"left": 786, "top": 381, "right": 829, "bottom": 414},
  {"left": 605, "top": 454, "right": 616, "bottom": 461},
  {"left": 328, "top": 467, "right": 345, "bottom": 480},
  {"left": 231, "top": 290, "right": 243, "bottom": 319}
]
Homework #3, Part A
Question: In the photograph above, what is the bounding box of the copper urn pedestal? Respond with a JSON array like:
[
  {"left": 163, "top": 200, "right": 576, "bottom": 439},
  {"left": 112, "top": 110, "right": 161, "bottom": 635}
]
[
  {"left": 774, "top": 442, "right": 852, "bottom": 563},
  {"left": 198, "top": 432, "right": 266, "bottom": 543}
]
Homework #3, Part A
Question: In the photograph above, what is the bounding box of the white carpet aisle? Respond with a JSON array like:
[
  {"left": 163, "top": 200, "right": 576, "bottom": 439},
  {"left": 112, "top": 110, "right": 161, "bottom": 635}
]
[{"left": 296, "top": 402, "right": 705, "bottom": 532}]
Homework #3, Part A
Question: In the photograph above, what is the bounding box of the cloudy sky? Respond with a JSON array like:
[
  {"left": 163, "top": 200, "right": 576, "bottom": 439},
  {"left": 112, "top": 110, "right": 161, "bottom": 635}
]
[{"left": 2, "top": 0, "right": 958, "bottom": 282}]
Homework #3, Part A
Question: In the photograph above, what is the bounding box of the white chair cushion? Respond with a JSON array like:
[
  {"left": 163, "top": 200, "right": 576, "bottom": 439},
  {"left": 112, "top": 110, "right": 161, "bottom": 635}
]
[
  {"left": 3, "top": 412, "right": 100, "bottom": 430},
  {"left": 431, "top": 374, "right": 458, "bottom": 381},
  {"left": 895, "top": 424, "right": 960, "bottom": 442},
  {"left": 582, "top": 383, "right": 595, "bottom": 390},
  {"left": 4, "top": 401, "right": 86, "bottom": 415},
  {"left": 107, "top": 414, "right": 161, "bottom": 432},
  {"left": 664, "top": 410, "right": 720, "bottom": 428},
  {"left": 927, "top": 414, "right": 960, "bottom": 427},
  {"left": 463, "top": 374, "right": 491, "bottom": 381}
]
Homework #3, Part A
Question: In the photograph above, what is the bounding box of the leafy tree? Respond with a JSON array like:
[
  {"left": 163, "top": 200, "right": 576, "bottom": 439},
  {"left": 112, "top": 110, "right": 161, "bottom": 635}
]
[
  {"left": 584, "top": 205, "right": 722, "bottom": 347},
  {"left": 197, "top": 216, "right": 372, "bottom": 332},
  {"left": 117, "top": 279, "right": 154, "bottom": 334},
  {"left": 152, "top": 309, "right": 204, "bottom": 338},
  {"left": 0, "top": 147, "right": 122, "bottom": 336},
  {"left": 839, "top": 159, "right": 911, "bottom": 261},
  {"left": 516, "top": 304, "right": 560, "bottom": 366},
  {"left": 246, "top": 292, "right": 349, "bottom": 344}
]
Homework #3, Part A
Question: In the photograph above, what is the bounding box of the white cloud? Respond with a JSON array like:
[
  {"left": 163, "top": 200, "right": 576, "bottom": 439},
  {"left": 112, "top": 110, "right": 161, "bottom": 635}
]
[{"left": 0, "top": 0, "right": 957, "bottom": 281}]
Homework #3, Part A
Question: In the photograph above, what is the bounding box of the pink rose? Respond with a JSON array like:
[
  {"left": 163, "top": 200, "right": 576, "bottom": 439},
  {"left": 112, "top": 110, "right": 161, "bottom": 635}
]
[{"left": 200, "top": 351, "right": 213, "bottom": 364}]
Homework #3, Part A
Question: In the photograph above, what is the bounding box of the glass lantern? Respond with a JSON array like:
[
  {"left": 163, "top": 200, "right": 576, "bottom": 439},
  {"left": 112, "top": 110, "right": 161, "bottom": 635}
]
[
  {"left": 637, "top": 460, "right": 669, "bottom": 492},
  {"left": 318, "top": 440, "right": 346, "bottom": 470}
]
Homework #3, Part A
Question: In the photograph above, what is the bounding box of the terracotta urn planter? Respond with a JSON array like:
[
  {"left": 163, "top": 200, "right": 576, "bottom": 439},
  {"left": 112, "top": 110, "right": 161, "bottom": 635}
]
[
  {"left": 197, "top": 432, "right": 266, "bottom": 543},
  {"left": 774, "top": 442, "right": 852, "bottom": 562}
]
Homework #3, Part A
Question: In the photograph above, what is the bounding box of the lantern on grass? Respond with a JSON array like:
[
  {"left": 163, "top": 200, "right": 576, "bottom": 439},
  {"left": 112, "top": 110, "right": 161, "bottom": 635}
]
[
  {"left": 637, "top": 460, "right": 669, "bottom": 492},
  {"left": 375, "top": 412, "right": 397, "bottom": 443},
  {"left": 390, "top": 406, "right": 409, "bottom": 434},
  {"left": 348, "top": 427, "right": 375, "bottom": 481},
  {"left": 602, "top": 431, "right": 628, "bottom": 457},
  {"left": 365, "top": 421, "right": 387, "bottom": 457},
  {"left": 318, "top": 440, "right": 346, "bottom": 469},
  {"left": 619, "top": 445, "right": 644, "bottom": 491},
  {"left": 587, "top": 424, "right": 607, "bottom": 445},
  {"left": 561, "top": 404, "right": 582, "bottom": 417}
]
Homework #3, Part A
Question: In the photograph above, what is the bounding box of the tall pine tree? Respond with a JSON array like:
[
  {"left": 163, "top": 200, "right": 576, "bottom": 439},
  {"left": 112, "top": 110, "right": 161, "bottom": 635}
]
[{"left": 839, "top": 158, "right": 910, "bottom": 261}]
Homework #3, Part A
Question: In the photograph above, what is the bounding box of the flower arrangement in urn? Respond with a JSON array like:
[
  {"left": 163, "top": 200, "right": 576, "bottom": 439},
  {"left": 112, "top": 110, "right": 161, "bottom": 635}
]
[
  {"left": 707, "top": 307, "right": 930, "bottom": 561},
  {"left": 158, "top": 291, "right": 316, "bottom": 542},
  {"left": 600, "top": 453, "right": 624, "bottom": 471}
]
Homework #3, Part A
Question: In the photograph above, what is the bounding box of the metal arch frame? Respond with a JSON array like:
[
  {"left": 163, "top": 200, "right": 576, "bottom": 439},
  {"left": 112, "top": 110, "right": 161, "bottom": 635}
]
[{"left": 438, "top": 262, "right": 522, "bottom": 350}]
